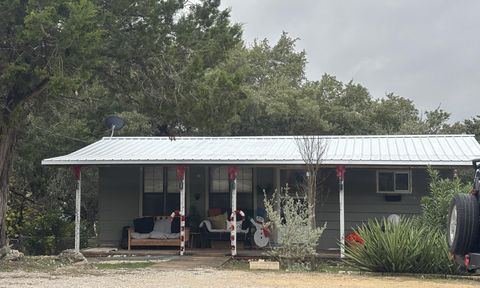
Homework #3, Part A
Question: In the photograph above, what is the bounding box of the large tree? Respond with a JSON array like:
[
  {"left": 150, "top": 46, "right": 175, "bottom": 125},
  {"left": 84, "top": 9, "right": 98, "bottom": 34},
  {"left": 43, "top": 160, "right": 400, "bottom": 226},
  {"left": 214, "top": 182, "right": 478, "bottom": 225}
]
[
  {"left": 3, "top": 0, "right": 245, "bottom": 254},
  {"left": 0, "top": 0, "right": 102, "bottom": 252}
]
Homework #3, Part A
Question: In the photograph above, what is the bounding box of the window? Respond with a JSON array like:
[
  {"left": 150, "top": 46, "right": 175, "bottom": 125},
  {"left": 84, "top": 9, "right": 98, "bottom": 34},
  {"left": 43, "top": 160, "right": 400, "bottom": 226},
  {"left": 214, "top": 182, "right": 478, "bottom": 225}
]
[
  {"left": 143, "top": 166, "right": 180, "bottom": 216},
  {"left": 210, "top": 167, "right": 253, "bottom": 193},
  {"left": 210, "top": 166, "right": 229, "bottom": 193},
  {"left": 237, "top": 168, "right": 253, "bottom": 193},
  {"left": 143, "top": 166, "right": 164, "bottom": 216},
  {"left": 209, "top": 167, "right": 253, "bottom": 214},
  {"left": 377, "top": 170, "right": 411, "bottom": 194},
  {"left": 167, "top": 167, "right": 179, "bottom": 193},
  {"left": 144, "top": 166, "right": 163, "bottom": 193}
]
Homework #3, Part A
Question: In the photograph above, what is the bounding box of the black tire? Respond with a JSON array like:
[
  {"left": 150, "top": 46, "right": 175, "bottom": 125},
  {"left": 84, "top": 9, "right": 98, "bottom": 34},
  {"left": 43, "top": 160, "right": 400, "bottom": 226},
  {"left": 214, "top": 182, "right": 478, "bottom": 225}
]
[{"left": 447, "top": 194, "right": 479, "bottom": 255}]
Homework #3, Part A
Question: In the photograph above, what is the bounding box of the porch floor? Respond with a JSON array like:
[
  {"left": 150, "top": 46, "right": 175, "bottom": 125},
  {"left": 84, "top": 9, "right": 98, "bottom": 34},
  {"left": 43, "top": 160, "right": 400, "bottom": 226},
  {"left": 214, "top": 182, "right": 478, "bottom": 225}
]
[{"left": 82, "top": 247, "right": 340, "bottom": 259}]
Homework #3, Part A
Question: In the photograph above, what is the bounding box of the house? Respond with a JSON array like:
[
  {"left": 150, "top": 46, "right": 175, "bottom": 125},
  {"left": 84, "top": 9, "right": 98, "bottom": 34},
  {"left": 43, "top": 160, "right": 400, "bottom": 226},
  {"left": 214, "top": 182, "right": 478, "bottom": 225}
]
[{"left": 42, "top": 135, "right": 480, "bottom": 254}]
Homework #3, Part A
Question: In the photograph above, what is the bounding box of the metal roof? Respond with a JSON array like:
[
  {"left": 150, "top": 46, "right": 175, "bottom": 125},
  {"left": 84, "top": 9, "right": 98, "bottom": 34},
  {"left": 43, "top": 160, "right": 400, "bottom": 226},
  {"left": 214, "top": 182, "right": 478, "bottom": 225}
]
[{"left": 41, "top": 135, "right": 480, "bottom": 166}]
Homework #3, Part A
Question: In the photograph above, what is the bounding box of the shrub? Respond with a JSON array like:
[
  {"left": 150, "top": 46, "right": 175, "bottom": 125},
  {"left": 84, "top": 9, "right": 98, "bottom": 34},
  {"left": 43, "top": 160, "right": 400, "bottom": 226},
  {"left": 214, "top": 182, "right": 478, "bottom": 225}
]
[
  {"left": 420, "top": 168, "right": 470, "bottom": 232},
  {"left": 264, "top": 185, "right": 326, "bottom": 268},
  {"left": 344, "top": 217, "right": 461, "bottom": 274}
]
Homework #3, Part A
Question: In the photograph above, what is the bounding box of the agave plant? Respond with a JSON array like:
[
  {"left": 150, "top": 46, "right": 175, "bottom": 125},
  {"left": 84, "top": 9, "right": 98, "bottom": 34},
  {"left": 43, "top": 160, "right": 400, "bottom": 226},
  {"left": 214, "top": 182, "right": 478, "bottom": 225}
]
[{"left": 344, "top": 217, "right": 461, "bottom": 274}]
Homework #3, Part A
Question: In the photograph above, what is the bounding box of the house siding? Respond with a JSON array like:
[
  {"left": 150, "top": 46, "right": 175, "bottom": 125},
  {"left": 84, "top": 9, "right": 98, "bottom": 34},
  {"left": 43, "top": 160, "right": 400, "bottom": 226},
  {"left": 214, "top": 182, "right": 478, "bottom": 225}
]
[
  {"left": 316, "top": 168, "right": 441, "bottom": 249},
  {"left": 96, "top": 165, "right": 449, "bottom": 249},
  {"left": 98, "top": 166, "right": 140, "bottom": 246}
]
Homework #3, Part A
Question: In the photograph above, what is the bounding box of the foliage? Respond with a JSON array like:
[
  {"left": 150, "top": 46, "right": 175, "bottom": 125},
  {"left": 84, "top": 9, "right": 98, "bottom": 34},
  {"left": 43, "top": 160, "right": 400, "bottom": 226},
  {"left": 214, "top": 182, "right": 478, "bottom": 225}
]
[
  {"left": 2, "top": 0, "right": 480, "bottom": 256},
  {"left": 419, "top": 168, "right": 471, "bottom": 232},
  {"left": 263, "top": 185, "right": 326, "bottom": 268},
  {"left": 344, "top": 218, "right": 461, "bottom": 274},
  {"left": 7, "top": 206, "right": 88, "bottom": 255}
]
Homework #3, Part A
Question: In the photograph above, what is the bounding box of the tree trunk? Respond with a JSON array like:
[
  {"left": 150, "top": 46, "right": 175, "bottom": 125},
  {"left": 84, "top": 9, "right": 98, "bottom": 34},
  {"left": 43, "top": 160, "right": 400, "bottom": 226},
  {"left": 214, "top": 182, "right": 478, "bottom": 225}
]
[{"left": 0, "top": 123, "right": 17, "bottom": 251}]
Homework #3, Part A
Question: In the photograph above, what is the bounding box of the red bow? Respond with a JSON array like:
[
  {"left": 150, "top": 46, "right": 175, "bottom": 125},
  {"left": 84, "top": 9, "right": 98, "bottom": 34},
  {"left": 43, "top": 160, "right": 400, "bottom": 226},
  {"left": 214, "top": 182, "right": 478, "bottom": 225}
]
[{"left": 228, "top": 166, "right": 238, "bottom": 180}]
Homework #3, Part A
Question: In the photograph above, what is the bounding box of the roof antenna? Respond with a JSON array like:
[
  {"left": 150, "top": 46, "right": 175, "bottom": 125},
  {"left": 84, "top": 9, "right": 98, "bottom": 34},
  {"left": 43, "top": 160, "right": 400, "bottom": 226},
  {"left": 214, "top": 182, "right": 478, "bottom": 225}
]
[{"left": 105, "top": 115, "right": 125, "bottom": 137}]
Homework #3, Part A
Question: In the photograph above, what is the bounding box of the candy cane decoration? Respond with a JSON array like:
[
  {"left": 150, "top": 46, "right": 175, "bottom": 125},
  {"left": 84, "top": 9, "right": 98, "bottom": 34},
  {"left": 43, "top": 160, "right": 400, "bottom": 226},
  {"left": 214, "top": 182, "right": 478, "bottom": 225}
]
[
  {"left": 228, "top": 166, "right": 238, "bottom": 256},
  {"left": 176, "top": 165, "right": 186, "bottom": 255},
  {"left": 229, "top": 209, "right": 245, "bottom": 256}
]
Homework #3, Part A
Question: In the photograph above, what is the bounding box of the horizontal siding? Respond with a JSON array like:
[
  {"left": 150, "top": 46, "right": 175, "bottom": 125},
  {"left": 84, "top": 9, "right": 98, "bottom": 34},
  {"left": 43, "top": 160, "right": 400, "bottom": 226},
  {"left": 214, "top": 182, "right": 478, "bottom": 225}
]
[
  {"left": 317, "top": 168, "right": 436, "bottom": 249},
  {"left": 98, "top": 167, "right": 140, "bottom": 246}
]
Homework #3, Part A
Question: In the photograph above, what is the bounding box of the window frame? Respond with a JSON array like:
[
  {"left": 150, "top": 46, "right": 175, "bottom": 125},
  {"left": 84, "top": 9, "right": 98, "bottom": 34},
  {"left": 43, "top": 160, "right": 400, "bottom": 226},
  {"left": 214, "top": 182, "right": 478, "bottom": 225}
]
[
  {"left": 143, "top": 166, "right": 164, "bottom": 193},
  {"left": 376, "top": 170, "right": 412, "bottom": 194}
]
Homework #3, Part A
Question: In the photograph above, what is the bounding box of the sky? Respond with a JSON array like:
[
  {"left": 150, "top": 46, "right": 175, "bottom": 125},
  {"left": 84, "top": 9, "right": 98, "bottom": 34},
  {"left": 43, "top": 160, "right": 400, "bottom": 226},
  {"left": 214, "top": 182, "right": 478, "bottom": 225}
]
[{"left": 220, "top": 0, "right": 480, "bottom": 122}]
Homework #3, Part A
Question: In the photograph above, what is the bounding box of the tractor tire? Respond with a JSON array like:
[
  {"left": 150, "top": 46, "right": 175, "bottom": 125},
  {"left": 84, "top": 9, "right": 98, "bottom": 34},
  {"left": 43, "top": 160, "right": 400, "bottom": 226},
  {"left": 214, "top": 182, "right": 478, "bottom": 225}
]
[{"left": 447, "top": 193, "right": 479, "bottom": 255}]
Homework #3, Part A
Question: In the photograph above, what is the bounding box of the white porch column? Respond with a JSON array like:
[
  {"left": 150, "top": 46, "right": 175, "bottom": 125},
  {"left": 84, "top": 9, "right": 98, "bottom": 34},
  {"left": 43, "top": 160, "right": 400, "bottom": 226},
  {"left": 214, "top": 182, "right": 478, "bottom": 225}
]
[
  {"left": 336, "top": 165, "right": 346, "bottom": 258},
  {"left": 73, "top": 166, "right": 82, "bottom": 252},
  {"left": 177, "top": 166, "right": 186, "bottom": 256},
  {"left": 229, "top": 166, "right": 238, "bottom": 257}
]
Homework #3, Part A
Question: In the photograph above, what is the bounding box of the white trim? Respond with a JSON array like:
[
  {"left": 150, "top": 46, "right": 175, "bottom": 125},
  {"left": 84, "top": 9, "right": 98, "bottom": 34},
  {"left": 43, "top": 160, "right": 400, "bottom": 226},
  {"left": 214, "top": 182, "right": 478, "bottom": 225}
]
[
  {"left": 42, "top": 159, "right": 476, "bottom": 166},
  {"left": 204, "top": 167, "right": 209, "bottom": 215},
  {"left": 253, "top": 167, "right": 258, "bottom": 217},
  {"left": 139, "top": 167, "right": 143, "bottom": 217},
  {"left": 376, "top": 170, "right": 412, "bottom": 194}
]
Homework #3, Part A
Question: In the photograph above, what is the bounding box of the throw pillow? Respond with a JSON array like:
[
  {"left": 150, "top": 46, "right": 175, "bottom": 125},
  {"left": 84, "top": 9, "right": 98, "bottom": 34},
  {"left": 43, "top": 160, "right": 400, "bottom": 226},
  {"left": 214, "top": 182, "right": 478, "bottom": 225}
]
[
  {"left": 153, "top": 218, "right": 171, "bottom": 234},
  {"left": 207, "top": 212, "right": 227, "bottom": 230},
  {"left": 208, "top": 208, "right": 222, "bottom": 217},
  {"left": 133, "top": 217, "right": 154, "bottom": 233}
]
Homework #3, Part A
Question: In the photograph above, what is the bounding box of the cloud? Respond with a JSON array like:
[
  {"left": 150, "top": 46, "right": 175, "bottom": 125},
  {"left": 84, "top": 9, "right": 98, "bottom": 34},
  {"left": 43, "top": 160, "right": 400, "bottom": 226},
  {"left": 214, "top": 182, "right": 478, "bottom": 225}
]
[{"left": 221, "top": 0, "right": 480, "bottom": 121}]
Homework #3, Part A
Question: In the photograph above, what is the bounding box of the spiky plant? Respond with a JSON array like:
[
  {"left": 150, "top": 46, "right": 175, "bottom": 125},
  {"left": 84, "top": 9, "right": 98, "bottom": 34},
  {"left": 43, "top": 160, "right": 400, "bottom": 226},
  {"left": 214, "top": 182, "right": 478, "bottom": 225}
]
[{"left": 344, "top": 218, "right": 461, "bottom": 274}]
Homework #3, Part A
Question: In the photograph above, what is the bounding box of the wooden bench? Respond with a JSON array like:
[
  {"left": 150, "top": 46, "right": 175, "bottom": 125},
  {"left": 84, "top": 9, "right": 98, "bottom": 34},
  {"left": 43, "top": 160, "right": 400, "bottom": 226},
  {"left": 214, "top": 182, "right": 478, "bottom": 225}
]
[{"left": 127, "top": 216, "right": 190, "bottom": 250}]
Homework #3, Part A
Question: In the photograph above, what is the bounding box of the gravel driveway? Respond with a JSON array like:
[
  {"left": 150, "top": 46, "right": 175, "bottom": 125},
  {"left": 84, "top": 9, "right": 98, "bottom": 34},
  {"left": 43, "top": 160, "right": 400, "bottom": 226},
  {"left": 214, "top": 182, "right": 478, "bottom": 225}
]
[{"left": 0, "top": 268, "right": 479, "bottom": 288}]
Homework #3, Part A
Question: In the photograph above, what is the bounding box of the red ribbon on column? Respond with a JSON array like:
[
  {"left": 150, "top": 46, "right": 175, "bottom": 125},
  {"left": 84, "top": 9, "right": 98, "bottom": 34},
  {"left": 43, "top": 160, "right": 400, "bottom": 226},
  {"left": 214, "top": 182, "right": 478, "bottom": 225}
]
[
  {"left": 72, "top": 165, "right": 81, "bottom": 180},
  {"left": 228, "top": 166, "right": 238, "bottom": 180},
  {"left": 336, "top": 165, "right": 346, "bottom": 179},
  {"left": 176, "top": 165, "right": 185, "bottom": 181}
]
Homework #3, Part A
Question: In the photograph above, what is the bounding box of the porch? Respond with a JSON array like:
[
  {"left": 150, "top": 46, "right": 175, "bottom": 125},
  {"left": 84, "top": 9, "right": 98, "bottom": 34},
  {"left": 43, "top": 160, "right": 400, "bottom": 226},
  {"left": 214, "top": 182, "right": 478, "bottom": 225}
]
[{"left": 81, "top": 247, "right": 340, "bottom": 259}]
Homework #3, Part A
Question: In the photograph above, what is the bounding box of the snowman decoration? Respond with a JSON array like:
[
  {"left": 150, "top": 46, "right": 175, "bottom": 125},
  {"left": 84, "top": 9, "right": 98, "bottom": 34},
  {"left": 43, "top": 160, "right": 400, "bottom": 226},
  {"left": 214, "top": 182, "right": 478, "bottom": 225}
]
[{"left": 250, "top": 216, "right": 270, "bottom": 248}]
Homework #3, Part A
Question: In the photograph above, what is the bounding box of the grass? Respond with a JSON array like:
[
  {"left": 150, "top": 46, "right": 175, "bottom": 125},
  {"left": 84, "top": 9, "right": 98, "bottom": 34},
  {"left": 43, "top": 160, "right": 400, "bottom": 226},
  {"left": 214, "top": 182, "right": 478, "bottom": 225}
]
[
  {"left": 0, "top": 256, "right": 156, "bottom": 273},
  {"left": 221, "top": 259, "right": 250, "bottom": 271},
  {"left": 222, "top": 258, "right": 348, "bottom": 273},
  {"left": 94, "top": 261, "right": 156, "bottom": 270},
  {"left": 0, "top": 256, "right": 66, "bottom": 272}
]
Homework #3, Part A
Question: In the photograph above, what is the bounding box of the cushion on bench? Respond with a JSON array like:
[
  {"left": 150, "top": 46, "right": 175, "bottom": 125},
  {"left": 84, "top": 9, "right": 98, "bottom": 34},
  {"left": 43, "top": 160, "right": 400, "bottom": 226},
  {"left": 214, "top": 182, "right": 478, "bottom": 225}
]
[{"left": 134, "top": 217, "right": 154, "bottom": 233}]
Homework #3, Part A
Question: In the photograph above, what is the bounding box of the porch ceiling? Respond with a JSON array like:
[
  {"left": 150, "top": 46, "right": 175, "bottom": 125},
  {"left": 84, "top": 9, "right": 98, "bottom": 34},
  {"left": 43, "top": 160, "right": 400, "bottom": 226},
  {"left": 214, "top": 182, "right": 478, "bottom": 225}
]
[{"left": 41, "top": 135, "right": 480, "bottom": 167}]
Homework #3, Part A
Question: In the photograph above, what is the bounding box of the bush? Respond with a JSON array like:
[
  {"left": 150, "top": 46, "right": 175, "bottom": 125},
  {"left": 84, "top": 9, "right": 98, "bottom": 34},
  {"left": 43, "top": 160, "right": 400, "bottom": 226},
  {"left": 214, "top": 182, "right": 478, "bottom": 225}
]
[
  {"left": 9, "top": 208, "right": 88, "bottom": 255},
  {"left": 344, "top": 217, "right": 461, "bottom": 274},
  {"left": 419, "top": 168, "right": 470, "bottom": 232},
  {"left": 264, "top": 186, "right": 326, "bottom": 268}
]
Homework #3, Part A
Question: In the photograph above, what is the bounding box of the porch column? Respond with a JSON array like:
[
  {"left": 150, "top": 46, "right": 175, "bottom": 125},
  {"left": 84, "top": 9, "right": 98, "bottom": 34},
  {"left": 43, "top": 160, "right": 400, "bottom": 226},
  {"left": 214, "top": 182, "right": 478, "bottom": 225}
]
[
  {"left": 73, "top": 166, "right": 82, "bottom": 252},
  {"left": 336, "top": 165, "right": 346, "bottom": 258},
  {"left": 228, "top": 166, "right": 238, "bottom": 257},
  {"left": 177, "top": 165, "right": 186, "bottom": 256}
]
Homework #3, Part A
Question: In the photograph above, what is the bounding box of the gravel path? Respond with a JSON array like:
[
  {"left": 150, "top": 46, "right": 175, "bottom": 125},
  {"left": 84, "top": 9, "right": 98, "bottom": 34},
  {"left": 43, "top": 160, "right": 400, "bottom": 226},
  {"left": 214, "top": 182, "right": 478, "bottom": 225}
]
[{"left": 0, "top": 268, "right": 479, "bottom": 288}]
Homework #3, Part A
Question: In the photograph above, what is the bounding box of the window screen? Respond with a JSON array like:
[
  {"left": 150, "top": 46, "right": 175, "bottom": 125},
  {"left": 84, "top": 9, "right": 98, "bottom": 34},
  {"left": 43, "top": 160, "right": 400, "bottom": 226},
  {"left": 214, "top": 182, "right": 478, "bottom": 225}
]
[
  {"left": 144, "top": 166, "right": 163, "bottom": 193},
  {"left": 377, "top": 170, "right": 411, "bottom": 193},
  {"left": 378, "top": 172, "right": 395, "bottom": 192}
]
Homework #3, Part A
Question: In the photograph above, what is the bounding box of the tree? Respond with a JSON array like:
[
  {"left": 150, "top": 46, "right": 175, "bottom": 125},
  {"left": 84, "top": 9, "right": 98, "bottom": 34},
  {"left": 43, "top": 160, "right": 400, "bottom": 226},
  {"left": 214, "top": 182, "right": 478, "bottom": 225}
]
[
  {"left": 3, "top": 0, "right": 245, "bottom": 255},
  {"left": 0, "top": 0, "right": 102, "bottom": 253},
  {"left": 295, "top": 136, "right": 327, "bottom": 228}
]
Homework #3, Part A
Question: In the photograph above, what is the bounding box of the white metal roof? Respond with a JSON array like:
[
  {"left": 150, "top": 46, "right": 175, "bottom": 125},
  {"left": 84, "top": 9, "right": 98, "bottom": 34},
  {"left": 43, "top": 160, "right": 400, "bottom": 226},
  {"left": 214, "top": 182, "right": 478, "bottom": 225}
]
[{"left": 41, "top": 135, "right": 480, "bottom": 166}]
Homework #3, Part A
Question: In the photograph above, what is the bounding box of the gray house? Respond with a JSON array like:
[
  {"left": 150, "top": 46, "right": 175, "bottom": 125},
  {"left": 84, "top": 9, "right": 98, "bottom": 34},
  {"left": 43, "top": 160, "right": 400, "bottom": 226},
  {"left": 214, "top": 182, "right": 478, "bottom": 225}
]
[{"left": 42, "top": 135, "right": 480, "bottom": 252}]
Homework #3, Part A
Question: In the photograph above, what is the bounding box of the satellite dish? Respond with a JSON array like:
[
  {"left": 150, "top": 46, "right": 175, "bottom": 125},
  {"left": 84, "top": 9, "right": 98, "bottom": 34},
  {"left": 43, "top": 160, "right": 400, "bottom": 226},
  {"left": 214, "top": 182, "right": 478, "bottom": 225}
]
[{"left": 105, "top": 115, "right": 124, "bottom": 137}]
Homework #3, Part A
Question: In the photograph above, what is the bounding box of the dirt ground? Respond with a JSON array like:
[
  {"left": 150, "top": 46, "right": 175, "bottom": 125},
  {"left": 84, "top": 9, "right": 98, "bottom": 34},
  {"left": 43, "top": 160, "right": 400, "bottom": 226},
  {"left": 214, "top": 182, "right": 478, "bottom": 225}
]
[{"left": 0, "top": 268, "right": 479, "bottom": 288}]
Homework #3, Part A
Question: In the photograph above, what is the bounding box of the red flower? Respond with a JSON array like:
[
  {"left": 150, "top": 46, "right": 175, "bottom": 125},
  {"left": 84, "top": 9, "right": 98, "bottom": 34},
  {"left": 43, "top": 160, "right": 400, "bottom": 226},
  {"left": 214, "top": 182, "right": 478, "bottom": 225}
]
[{"left": 346, "top": 232, "right": 364, "bottom": 245}]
